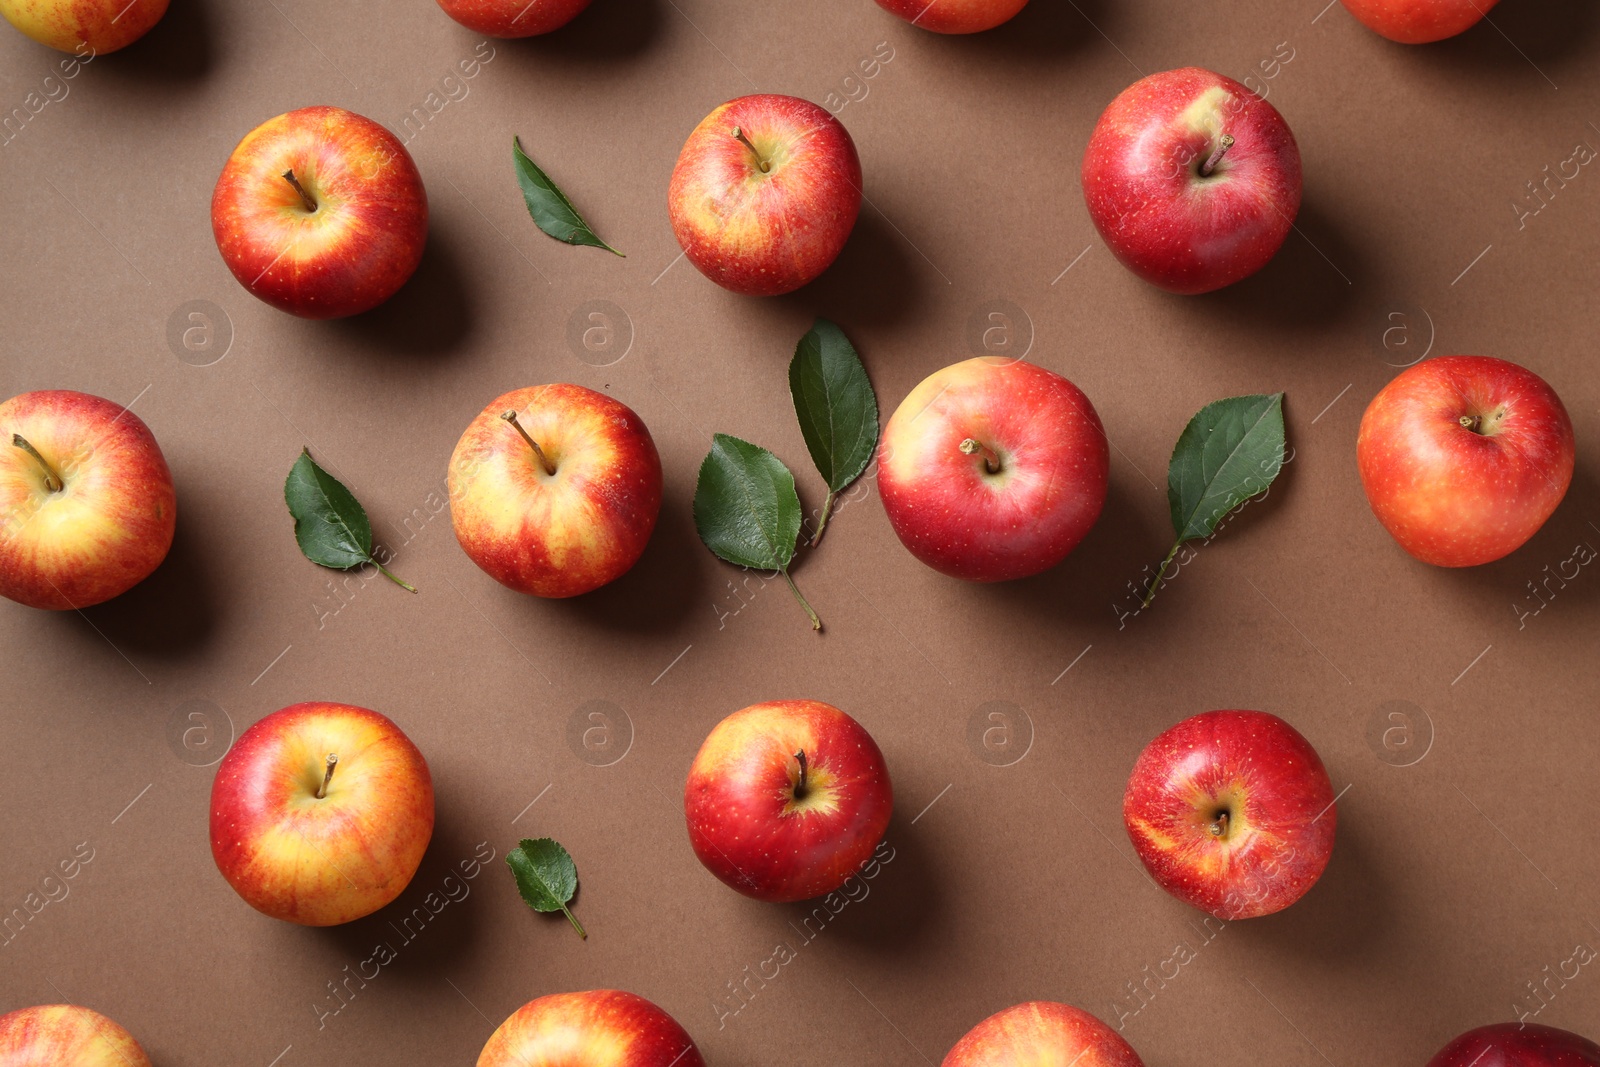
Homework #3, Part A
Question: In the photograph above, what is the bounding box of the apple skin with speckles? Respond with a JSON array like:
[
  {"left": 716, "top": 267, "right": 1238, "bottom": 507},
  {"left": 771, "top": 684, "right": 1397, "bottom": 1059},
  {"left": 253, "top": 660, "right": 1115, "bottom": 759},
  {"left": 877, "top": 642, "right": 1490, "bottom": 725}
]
[
  {"left": 476, "top": 990, "right": 705, "bottom": 1067},
  {"left": 1427, "top": 1023, "right": 1600, "bottom": 1067},
  {"left": 1357, "top": 356, "right": 1574, "bottom": 568},
  {"left": 1082, "top": 67, "right": 1302, "bottom": 295},
  {"left": 684, "top": 700, "right": 892, "bottom": 903},
  {"left": 879, "top": 357, "right": 1109, "bottom": 583},
  {"left": 0, "top": 1005, "right": 153, "bottom": 1067},
  {"left": 0, "top": 0, "right": 165, "bottom": 54},
  {"left": 942, "top": 1001, "right": 1146, "bottom": 1067},
  {"left": 874, "top": 0, "right": 1029, "bottom": 34},
  {"left": 1123, "top": 710, "right": 1336, "bottom": 920},
  {"left": 668, "top": 94, "right": 861, "bottom": 296},
  {"left": 436, "top": 0, "right": 591, "bottom": 36},
  {"left": 1338, "top": 0, "right": 1499, "bottom": 43}
]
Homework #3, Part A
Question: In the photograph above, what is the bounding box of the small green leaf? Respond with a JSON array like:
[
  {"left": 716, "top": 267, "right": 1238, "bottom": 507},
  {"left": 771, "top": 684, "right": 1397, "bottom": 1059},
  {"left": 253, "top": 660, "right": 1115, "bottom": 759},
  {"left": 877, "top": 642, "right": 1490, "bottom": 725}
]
[
  {"left": 284, "top": 450, "right": 415, "bottom": 592},
  {"left": 789, "top": 318, "right": 879, "bottom": 546},
  {"left": 1145, "top": 394, "right": 1286, "bottom": 606},
  {"left": 507, "top": 837, "right": 585, "bottom": 939},
  {"left": 693, "top": 434, "right": 820, "bottom": 631},
  {"left": 512, "top": 136, "right": 624, "bottom": 257}
]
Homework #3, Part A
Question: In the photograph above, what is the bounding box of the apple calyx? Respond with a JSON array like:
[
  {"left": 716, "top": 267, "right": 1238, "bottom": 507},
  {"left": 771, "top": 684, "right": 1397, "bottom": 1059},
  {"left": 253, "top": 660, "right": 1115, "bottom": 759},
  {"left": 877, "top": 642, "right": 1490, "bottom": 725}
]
[
  {"left": 500, "top": 410, "right": 558, "bottom": 476},
  {"left": 959, "top": 438, "right": 1002, "bottom": 475},
  {"left": 730, "top": 126, "right": 771, "bottom": 174},
  {"left": 10, "top": 434, "right": 63, "bottom": 492},
  {"left": 792, "top": 749, "right": 810, "bottom": 800},
  {"left": 281, "top": 168, "right": 319, "bottom": 213},
  {"left": 1199, "top": 134, "right": 1235, "bottom": 178},
  {"left": 315, "top": 753, "right": 339, "bottom": 799}
]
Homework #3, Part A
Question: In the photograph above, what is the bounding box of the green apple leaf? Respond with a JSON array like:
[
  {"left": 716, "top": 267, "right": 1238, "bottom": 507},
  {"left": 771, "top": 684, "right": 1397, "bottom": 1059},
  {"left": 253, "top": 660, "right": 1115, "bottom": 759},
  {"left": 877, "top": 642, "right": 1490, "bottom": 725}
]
[
  {"left": 284, "top": 449, "right": 415, "bottom": 592},
  {"left": 506, "top": 837, "right": 585, "bottom": 939},
  {"left": 693, "top": 433, "right": 821, "bottom": 631},
  {"left": 512, "top": 137, "right": 624, "bottom": 257},
  {"left": 1144, "top": 393, "right": 1286, "bottom": 606},
  {"left": 789, "top": 317, "right": 879, "bottom": 547}
]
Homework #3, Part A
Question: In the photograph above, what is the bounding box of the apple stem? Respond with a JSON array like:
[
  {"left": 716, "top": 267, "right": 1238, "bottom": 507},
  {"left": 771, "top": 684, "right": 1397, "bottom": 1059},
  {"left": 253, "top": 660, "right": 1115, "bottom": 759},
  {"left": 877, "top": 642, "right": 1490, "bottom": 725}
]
[
  {"left": 731, "top": 127, "right": 771, "bottom": 173},
  {"left": 1209, "top": 811, "right": 1229, "bottom": 839},
  {"left": 282, "top": 168, "right": 318, "bottom": 213},
  {"left": 810, "top": 491, "right": 839, "bottom": 547},
  {"left": 1199, "top": 134, "right": 1235, "bottom": 178},
  {"left": 793, "top": 749, "right": 810, "bottom": 799},
  {"left": 959, "top": 438, "right": 1001, "bottom": 475},
  {"left": 1459, "top": 414, "right": 1482, "bottom": 433},
  {"left": 316, "top": 753, "right": 339, "bottom": 799},
  {"left": 1141, "top": 541, "right": 1182, "bottom": 609},
  {"left": 782, "top": 569, "right": 822, "bottom": 632},
  {"left": 10, "top": 434, "right": 62, "bottom": 492},
  {"left": 500, "top": 410, "right": 557, "bottom": 476}
]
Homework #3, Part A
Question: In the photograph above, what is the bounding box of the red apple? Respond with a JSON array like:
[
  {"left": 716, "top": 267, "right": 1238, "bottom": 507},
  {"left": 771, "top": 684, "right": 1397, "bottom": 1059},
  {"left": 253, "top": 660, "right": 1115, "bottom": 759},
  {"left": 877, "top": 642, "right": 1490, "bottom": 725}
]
[
  {"left": 0, "top": 390, "right": 175, "bottom": 610},
  {"left": 1082, "top": 67, "right": 1302, "bottom": 294},
  {"left": 879, "top": 357, "right": 1108, "bottom": 582},
  {"left": 684, "top": 700, "right": 893, "bottom": 903},
  {"left": 212, "top": 105, "right": 428, "bottom": 319},
  {"left": 0, "top": 1005, "right": 152, "bottom": 1067},
  {"left": 943, "top": 1002, "right": 1144, "bottom": 1067},
  {"left": 1429, "top": 1024, "right": 1600, "bottom": 1067},
  {"left": 477, "top": 991, "right": 704, "bottom": 1067},
  {"left": 1357, "top": 356, "right": 1574, "bottom": 568},
  {"left": 668, "top": 94, "right": 861, "bottom": 296},
  {"left": 448, "top": 384, "right": 662, "bottom": 598},
  {"left": 874, "top": 0, "right": 1028, "bottom": 34},
  {"left": 0, "top": 0, "right": 165, "bottom": 53},
  {"left": 210, "top": 701, "right": 434, "bottom": 926},
  {"left": 1124, "top": 710, "right": 1336, "bottom": 920},
  {"left": 435, "top": 0, "right": 590, "bottom": 34},
  {"left": 1339, "top": 0, "right": 1498, "bottom": 43}
]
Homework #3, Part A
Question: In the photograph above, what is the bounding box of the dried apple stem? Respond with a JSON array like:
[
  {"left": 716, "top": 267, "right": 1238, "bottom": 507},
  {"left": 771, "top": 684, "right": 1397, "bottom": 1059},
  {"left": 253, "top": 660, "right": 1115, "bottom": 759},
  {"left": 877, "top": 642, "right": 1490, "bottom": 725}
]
[
  {"left": 731, "top": 127, "right": 771, "bottom": 173},
  {"left": 501, "top": 410, "right": 557, "bottom": 476},
  {"left": 1199, "top": 135, "right": 1235, "bottom": 178},
  {"left": 1209, "top": 811, "right": 1230, "bottom": 838},
  {"left": 316, "top": 753, "right": 339, "bottom": 799},
  {"left": 782, "top": 569, "right": 822, "bottom": 632},
  {"left": 282, "top": 168, "right": 318, "bottom": 212},
  {"left": 11, "top": 434, "right": 62, "bottom": 492},
  {"left": 794, "top": 750, "right": 810, "bottom": 799},
  {"left": 959, "top": 438, "right": 1001, "bottom": 475}
]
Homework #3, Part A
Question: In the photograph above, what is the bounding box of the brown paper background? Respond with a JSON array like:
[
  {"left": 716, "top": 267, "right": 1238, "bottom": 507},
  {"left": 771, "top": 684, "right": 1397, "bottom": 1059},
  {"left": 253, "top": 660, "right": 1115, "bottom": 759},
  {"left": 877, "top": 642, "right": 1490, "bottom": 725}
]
[{"left": 3, "top": 0, "right": 1600, "bottom": 1063}]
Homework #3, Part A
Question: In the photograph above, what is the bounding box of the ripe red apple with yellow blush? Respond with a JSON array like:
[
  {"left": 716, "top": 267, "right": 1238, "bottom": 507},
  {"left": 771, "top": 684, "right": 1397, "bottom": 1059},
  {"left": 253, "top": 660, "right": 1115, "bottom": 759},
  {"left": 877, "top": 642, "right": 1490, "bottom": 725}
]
[
  {"left": 1083, "top": 67, "right": 1302, "bottom": 294},
  {"left": 1124, "top": 710, "right": 1336, "bottom": 920},
  {"left": 212, "top": 106, "right": 428, "bottom": 319},
  {"left": 875, "top": 0, "right": 1029, "bottom": 34},
  {"left": 477, "top": 991, "right": 704, "bottom": 1067},
  {"left": 879, "top": 357, "right": 1108, "bottom": 582},
  {"left": 1428, "top": 1023, "right": 1600, "bottom": 1067},
  {"left": 0, "top": 1005, "right": 152, "bottom": 1067},
  {"left": 1339, "top": 0, "right": 1498, "bottom": 43},
  {"left": 943, "top": 1001, "right": 1145, "bottom": 1067},
  {"left": 669, "top": 94, "right": 861, "bottom": 296},
  {"left": 0, "top": 0, "right": 166, "bottom": 53},
  {"left": 449, "top": 384, "right": 662, "bottom": 598},
  {"left": 685, "top": 700, "right": 893, "bottom": 902},
  {"left": 1358, "top": 356, "right": 1574, "bottom": 568},
  {"left": 0, "top": 390, "right": 175, "bottom": 611},
  {"left": 436, "top": 0, "right": 591, "bottom": 35},
  {"left": 210, "top": 702, "right": 434, "bottom": 926}
]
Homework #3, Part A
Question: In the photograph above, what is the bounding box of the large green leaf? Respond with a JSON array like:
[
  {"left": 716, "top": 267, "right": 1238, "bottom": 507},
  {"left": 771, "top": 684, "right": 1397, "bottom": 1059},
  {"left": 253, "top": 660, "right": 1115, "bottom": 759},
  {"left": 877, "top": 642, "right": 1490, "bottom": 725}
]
[
  {"left": 1168, "top": 393, "right": 1286, "bottom": 542},
  {"left": 789, "top": 318, "right": 879, "bottom": 493},
  {"left": 512, "top": 137, "right": 624, "bottom": 257},
  {"left": 693, "top": 434, "right": 802, "bottom": 572}
]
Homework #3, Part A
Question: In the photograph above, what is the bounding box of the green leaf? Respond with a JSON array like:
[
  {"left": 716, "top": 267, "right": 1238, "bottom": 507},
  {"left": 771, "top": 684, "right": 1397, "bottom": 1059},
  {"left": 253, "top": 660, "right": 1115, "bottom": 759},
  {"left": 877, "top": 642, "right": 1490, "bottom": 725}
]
[
  {"left": 507, "top": 837, "right": 585, "bottom": 939},
  {"left": 789, "top": 318, "right": 879, "bottom": 546},
  {"left": 693, "top": 434, "right": 820, "bottom": 630},
  {"left": 512, "top": 137, "right": 624, "bottom": 257},
  {"left": 1144, "top": 394, "right": 1286, "bottom": 606},
  {"left": 284, "top": 449, "right": 415, "bottom": 592}
]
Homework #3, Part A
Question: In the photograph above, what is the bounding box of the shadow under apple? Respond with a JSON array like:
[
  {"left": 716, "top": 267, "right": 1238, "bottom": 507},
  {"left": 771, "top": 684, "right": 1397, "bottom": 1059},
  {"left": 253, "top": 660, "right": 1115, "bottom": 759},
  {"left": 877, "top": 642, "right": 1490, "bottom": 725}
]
[
  {"left": 555, "top": 491, "right": 710, "bottom": 635},
  {"left": 496, "top": 0, "right": 662, "bottom": 66},
  {"left": 327, "top": 220, "right": 476, "bottom": 360},
  {"left": 776, "top": 207, "right": 926, "bottom": 333},
  {"left": 1411, "top": 0, "right": 1599, "bottom": 74},
  {"left": 912, "top": 0, "right": 1111, "bottom": 66},
  {"left": 92, "top": 0, "right": 219, "bottom": 85}
]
